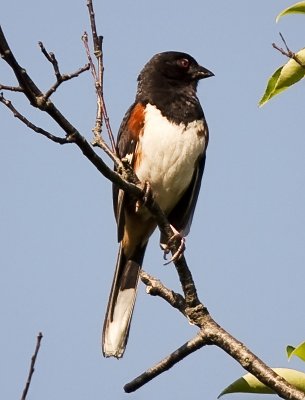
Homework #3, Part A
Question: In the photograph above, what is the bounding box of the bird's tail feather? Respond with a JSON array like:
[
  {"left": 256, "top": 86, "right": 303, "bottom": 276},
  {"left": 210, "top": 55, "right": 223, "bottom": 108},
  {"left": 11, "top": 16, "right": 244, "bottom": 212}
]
[{"left": 102, "top": 242, "right": 146, "bottom": 358}]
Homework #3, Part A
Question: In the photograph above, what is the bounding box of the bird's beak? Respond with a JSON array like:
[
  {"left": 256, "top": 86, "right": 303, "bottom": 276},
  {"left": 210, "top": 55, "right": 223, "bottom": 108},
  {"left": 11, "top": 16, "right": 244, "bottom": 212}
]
[{"left": 194, "top": 65, "right": 214, "bottom": 80}]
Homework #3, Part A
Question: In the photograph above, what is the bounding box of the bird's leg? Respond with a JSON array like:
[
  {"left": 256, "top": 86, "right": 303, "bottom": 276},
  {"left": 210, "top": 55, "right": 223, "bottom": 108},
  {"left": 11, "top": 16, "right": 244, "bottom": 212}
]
[
  {"left": 161, "top": 225, "right": 186, "bottom": 265},
  {"left": 135, "top": 180, "right": 153, "bottom": 212}
]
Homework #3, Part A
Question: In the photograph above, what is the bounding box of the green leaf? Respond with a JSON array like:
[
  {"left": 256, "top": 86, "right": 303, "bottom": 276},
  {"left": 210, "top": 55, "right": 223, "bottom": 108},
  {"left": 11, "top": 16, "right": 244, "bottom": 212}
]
[
  {"left": 259, "top": 48, "right": 305, "bottom": 107},
  {"left": 287, "top": 342, "right": 305, "bottom": 362},
  {"left": 287, "top": 345, "right": 296, "bottom": 359},
  {"left": 276, "top": 1, "right": 305, "bottom": 23},
  {"left": 218, "top": 368, "right": 305, "bottom": 397}
]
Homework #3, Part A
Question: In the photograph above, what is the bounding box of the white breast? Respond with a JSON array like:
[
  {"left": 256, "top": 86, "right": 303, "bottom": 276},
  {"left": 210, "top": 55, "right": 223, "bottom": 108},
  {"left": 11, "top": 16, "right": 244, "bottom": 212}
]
[{"left": 135, "top": 104, "right": 206, "bottom": 213}]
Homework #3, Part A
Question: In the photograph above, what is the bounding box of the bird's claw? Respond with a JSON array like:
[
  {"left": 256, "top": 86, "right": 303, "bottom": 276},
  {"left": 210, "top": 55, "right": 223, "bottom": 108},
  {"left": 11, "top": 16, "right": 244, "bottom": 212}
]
[
  {"left": 136, "top": 181, "right": 152, "bottom": 212},
  {"left": 161, "top": 226, "right": 186, "bottom": 265}
]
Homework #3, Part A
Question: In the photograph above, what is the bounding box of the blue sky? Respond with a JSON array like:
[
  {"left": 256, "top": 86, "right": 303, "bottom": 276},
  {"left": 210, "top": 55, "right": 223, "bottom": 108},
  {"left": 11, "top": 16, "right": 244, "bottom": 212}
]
[{"left": 1, "top": 1, "right": 305, "bottom": 399}]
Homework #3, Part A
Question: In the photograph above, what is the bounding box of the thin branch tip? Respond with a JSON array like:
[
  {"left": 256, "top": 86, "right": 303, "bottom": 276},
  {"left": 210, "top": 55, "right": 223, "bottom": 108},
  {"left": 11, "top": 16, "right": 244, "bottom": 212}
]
[
  {"left": 84, "top": 0, "right": 116, "bottom": 152},
  {"left": 273, "top": 34, "right": 305, "bottom": 68},
  {"left": 21, "top": 332, "right": 43, "bottom": 400},
  {"left": 124, "top": 333, "right": 207, "bottom": 392}
]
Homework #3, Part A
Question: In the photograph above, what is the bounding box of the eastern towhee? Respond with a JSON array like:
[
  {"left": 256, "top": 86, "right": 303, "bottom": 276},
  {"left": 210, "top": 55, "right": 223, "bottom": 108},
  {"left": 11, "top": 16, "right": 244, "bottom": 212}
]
[{"left": 102, "top": 51, "right": 213, "bottom": 358}]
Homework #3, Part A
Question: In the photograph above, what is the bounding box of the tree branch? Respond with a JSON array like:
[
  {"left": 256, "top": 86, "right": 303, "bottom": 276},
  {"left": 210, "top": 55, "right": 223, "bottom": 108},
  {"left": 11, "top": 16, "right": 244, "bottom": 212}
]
[
  {"left": 0, "top": 93, "right": 69, "bottom": 144},
  {"left": 272, "top": 33, "right": 305, "bottom": 68},
  {"left": 124, "top": 332, "right": 208, "bottom": 393},
  {"left": 140, "top": 270, "right": 186, "bottom": 313},
  {"left": 0, "top": 84, "right": 23, "bottom": 92},
  {"left": 0, "top": 25, "right": 177, "bottom": 248},
  {"left": 126, "top": 314, "right": 305, "bottom": 399},
  {"left": 38, "top": 41, "right": 90, "bottom": 99},
  {"left": 81, "top": 32, "right": 116, "bottom": 160},
  {"left": 85, "top": 0, "right": 116, "bottom": 152},
  {"left": 21, "top": 332, "right": 43, "bottom": 400},
  {"left": 38, "top": 41, "right": 62, "bottom": 79},
  {"left": 205, "top": 319, "right": 305, "bottom": 400},
  {"left": 0, "top": 25, "right": 43, "bottom": 105}
]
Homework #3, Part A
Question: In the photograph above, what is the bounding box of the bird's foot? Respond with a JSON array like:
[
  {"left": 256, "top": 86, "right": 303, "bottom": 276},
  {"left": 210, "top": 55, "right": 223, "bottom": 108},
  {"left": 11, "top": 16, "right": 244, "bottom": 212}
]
[
  {"left": 161, "top": 225, "right": 186, "bottom": 265},
  {"left": 136, "top": 181, "right": 152, "bottom": 212}
]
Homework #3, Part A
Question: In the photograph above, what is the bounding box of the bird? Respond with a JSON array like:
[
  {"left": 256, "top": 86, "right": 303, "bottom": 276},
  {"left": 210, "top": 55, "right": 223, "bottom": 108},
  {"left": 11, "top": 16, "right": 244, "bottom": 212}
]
[{"left": 102, "top": 51, "right": 213, "bottom": 358}]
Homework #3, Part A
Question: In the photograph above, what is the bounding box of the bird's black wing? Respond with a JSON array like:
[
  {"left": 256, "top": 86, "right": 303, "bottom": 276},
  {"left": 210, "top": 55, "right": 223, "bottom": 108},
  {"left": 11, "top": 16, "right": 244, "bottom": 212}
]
[
  {"left": 167, "top": 153, "right": 206, "bottom": 236},
  {"left": 113, "top": 102, "right": 144, "bottom": 242}
]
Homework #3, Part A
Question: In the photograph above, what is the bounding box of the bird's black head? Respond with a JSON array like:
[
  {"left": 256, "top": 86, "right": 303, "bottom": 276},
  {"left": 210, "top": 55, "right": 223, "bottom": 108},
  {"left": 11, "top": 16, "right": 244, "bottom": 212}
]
[
  {"left": 136, "top": 51, "right": 213, "bottom": 123},
  {"left": 137, "top": 51, "right": 214, "bottom": 95}
]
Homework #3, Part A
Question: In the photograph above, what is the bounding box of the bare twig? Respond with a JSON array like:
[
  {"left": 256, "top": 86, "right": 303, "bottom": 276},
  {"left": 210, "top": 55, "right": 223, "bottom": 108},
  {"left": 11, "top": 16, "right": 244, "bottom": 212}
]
[
  {"left": 81, "top": 31, "right": 103, "bottom": 135},
  {"left": 0, "top": 93, "right": 69, "bottom": 144},
  {"left": 82, "top": 32, "right": 116, "bottom": 156},
  {"left": 91, "top": 134, "right": 121, "bottom": 164},
  {"left": 38, "top": 40, "right": 90, "bottom": 99},
  {"left": 140, "top": 270, "right": 186, "bottom": 313},
  {"left": 44, "top": 63, "right": 90, "bottom": 99},
  {"left": 82, "top": 32, "right": 97, "bottom": 80},
  {"left": 0, "top": 25, "right": 43, "bottom": 105},
  {"left": 272, "top": 33, "right": 305, "bottom": 68},
  {"left": 279, "top": 32, "right": 290, "bottom": 54},
  {"left": 93, "top": 46, "right": 103, "bottom": 141},
  {"left": 86, "top": 0, "right": 116, "bottom": 152},
  {"left": 124, "top": 333, "right": 208, "bottom": 393},
  {"left": 0, "top": 84, "right": 23, "bottom": 92},
  {"left": 97, "top": 34, "right": 105, "bottom": 127},
  {"left": 272, "top": 42, "right": 293, "bottom": 58},
  {"left": 38, "top": 41, "right": 61, "bottom": 79},
  {"left": 86, "top": 0, "right": 99, "bottom": 52},
  {"left": 21, "top": 332, "right": 43, "bottom": 400},
  {"left": 96, "top": 50, "right": 116, "bottom": 152}
]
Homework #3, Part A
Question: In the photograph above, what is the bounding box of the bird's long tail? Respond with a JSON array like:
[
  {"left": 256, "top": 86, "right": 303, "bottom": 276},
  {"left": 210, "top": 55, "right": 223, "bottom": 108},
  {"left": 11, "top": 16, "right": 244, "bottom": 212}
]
[{"left": 102, "top": 242, "right": 147, "bottom": 358}]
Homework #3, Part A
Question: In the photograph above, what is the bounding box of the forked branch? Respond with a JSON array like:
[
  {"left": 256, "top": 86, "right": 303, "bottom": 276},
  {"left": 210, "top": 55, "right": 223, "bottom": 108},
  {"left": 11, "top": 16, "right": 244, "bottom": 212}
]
[
  {"left": 85, "top": 0, "right": 116, "bottom": 152},
  {"left": 272, "top": 33, "right": 305, "bottom": 68}
]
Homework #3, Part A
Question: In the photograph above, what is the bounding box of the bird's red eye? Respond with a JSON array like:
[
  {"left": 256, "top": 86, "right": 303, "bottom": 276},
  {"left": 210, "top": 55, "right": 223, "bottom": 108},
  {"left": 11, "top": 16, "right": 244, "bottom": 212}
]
[{"left": 178, "top": 58, "right": 190, "bottom": 69}]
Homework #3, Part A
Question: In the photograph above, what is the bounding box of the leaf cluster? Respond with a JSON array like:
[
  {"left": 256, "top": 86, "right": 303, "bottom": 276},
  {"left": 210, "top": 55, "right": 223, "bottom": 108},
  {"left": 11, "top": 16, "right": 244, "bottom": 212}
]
[{"left": 259, "top": 1, "right": 305, "bottom": 106}]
